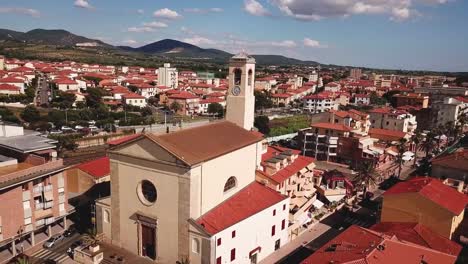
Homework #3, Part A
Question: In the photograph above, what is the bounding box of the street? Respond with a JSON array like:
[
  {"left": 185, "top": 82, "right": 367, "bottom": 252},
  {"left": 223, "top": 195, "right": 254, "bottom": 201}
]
[
  {"left": 26, "top": 233, "right": 81, "bottom": 264},
  {"left": 35, "top": 76, "right": 50, "bottom": 106}
]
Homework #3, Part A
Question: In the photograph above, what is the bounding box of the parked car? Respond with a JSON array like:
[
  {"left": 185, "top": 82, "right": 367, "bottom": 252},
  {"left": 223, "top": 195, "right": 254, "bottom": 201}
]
[
  {"left": 63, "top": 226, "right": 76, "bottom": 237},
  {"left": 43, "top": 234, "right": 64, "bottom": 248}
]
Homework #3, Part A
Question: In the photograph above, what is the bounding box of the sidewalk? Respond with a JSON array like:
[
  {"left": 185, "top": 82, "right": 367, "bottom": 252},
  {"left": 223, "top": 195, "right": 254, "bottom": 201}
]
[{"left": 259, "top": 222, "right": 331, "bottom": 264}]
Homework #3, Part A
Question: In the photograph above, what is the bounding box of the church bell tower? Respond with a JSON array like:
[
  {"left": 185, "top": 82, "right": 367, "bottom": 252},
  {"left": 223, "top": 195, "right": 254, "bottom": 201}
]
[{"left": 226, "top": 52, "right": 256, "bottom": 131}]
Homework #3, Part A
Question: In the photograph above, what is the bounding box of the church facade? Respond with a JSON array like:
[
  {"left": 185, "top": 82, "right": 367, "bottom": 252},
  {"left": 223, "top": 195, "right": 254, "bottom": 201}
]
[{"left": 96, "top": 54, "right": 290, "bottom": 263}]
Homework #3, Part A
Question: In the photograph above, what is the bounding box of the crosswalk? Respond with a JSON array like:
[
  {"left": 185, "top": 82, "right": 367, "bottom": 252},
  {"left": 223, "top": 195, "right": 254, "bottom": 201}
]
[
  {"left": 29, "top": 248, "right": 71, "bottom": 264},
  {"left": 343, "top": 216, "right": 373, "bottom": 228}
]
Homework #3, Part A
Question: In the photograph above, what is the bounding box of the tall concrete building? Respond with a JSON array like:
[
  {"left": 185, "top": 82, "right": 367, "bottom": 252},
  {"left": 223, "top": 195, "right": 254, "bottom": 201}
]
[
  {"left": 349, "top": 68, "right": 362, "bottom": 80},
  {"left": 0, "top": 55, "right": 4, "bottom": 71},
  {"left": 226, "top": 52, "right": 256, "bottom": 131},
  {"left": 158, "top": 63, "right": 178, "bottom": 88},
  {"left": 308, "top": 70, "right": 318, "bottom": 83}
]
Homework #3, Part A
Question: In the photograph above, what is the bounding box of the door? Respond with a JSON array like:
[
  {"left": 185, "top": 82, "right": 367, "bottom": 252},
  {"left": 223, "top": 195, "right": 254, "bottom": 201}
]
[
  {"left": 141, "top": 225, "right": 156, "bottom": 260},
  {"left": 275, "top": 239, "right": 281, "bottom": 251},
  {"left": 250, "top": 253, "right": 258, "bottom": 264}
]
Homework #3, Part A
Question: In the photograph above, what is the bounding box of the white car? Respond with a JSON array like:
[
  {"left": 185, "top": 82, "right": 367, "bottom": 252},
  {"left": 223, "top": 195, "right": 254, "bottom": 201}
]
[{"left": 43, "top": 234, "right": 64, "bottom": 248}]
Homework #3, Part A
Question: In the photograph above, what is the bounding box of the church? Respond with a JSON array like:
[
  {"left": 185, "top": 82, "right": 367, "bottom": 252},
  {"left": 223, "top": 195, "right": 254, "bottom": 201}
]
[{"left": 96, "top": 53, "right": 290, "bottom": 264}]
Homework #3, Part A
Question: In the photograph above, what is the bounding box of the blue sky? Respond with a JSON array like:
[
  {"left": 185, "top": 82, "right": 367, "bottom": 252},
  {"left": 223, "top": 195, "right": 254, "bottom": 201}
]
[{"left": 0, "top": 0, "right": 467, "bottom": 72}]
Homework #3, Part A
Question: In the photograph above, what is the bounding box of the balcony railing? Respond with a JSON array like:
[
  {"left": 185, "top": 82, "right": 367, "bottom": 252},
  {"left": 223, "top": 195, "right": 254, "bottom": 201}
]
[
  {"left": 45, "top": 217, "right": 55, "bottom": 225},
  {"left": 36, "top": 219, "right": 45, "bottom": 227},
  {"left": 44, "top": 201, "right": 54, "bottom": 209},
  {"left": 24, "top": 207, "right": 32, "bottom": 218}
]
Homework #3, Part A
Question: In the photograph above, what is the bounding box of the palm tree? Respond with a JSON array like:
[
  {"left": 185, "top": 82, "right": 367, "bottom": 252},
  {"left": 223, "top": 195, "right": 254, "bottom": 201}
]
[
  {"left": 421, "top": 132, "right": 436, "bottom": 157},
  {"left": 355, "top": 160, "right": 380, "bottom": 197},
  {"left": 411, "top": 132, "right": 423, "bottom": 166},
  {"left": 395, "top": 138, "right": 408, "bottom": 179}
]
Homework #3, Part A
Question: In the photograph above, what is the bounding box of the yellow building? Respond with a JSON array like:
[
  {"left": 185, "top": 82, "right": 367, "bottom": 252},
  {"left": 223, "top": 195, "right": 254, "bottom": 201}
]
[{"left": 381, "top": 177, "right": 468, "bottom": 239}]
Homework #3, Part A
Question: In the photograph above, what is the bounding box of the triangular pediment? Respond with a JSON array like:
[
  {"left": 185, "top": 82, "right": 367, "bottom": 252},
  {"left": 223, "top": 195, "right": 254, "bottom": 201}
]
[{"left": 112, "top": 137, "right": 185, "bottom": 165}]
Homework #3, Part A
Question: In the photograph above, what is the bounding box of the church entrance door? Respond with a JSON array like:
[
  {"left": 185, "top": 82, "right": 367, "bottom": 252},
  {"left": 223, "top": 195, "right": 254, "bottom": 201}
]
[{"left": 141, "top": 224, "right": 156, "bottom": 260}]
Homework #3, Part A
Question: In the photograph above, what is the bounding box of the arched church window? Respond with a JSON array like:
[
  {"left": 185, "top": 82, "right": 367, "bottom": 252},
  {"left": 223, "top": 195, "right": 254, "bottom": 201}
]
[
  {"left": 104, "top": 209, "right": 110, "bottom": 223},
  {"left": 234, "top": 69, "right": 242, "bottom": 85},
  {"left": 224, "top": 177, "right": 237, "bottom": 192},
  {"left": 192, "top": 238, "right": 200, "bottom": 254},
  {"left": 248, "top": 69, "right": 253, "bottom": 86}
]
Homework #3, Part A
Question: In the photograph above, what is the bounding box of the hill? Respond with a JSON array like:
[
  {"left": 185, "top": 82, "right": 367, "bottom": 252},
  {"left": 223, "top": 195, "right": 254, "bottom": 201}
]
[{"left": 0, "top": 28, "right": 110, "bottom": 47}]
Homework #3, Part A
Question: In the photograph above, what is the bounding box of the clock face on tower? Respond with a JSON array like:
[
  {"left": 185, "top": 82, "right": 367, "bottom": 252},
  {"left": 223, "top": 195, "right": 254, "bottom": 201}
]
[{"left": 232, "top": 86, "right": 241, "bottom": 96}]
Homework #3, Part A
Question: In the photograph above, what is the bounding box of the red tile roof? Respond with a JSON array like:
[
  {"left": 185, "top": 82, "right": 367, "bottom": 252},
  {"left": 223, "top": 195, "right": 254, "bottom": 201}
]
[
  {"left": 311, "top": 122, "right": 352, "bottom": 132},
  {"left": 301, "top": 225, "right": 458, "bottom": 264},
  {"left": 54, "top": 78, "right": 77, "bottom": 85},
  {"left": 75, "top": 157, "right": 110, "bottom": 179},
  {"left": 108, "top": 134, "right": 142, "bottom": 146},
  {"left": 432, "top": 149, "right": 468, "bottom": 171},
  {"left": 196, "top": 182, "right": 287, "bottom": 235},
  {"left": 199, "top": 98, "right": 225, "bottom": 104},
  {"left": 0, "top": 77, "right": 24, "bottom": 83},
  {"left": 261, "top": 146, "right": 314, "bottom": 183},
  {"left": 168, "top": 91, "right": 198, "bottom": 100},
  {"left": 370, "top": 222, "right": 462, "bottom": 256},
  {"left": 122, "top": 92, "right": 145, "bottom": 99},
  {"left": 0, "top": 84, "right": 20, "bottom": 91},
  {"left": 369, "top": 128, "right": 407, "bottom": 141},
  {"left": 384, "top": 177, "right": 468, "bottom": 215}
]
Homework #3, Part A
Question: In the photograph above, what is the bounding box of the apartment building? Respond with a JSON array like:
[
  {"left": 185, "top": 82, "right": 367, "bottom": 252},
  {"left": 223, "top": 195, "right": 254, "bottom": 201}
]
[
  {"left": 122, "top": 93, "right": 147, "bottom": 108},
  {"left": 369, "top": 107, "right": 417, "bottom": 133},
  {"left": 255, "top": 146, "right": 319, "bottom": 240},
  {"left": 414, "top": 85, "right": 468, "bottom": 102},
  {"left": 166, "top": 91, "right": 200, "bottom": 115},
  {"left": 299, "top": 123, "right": 352, "bottom": 161},
  {"left": 302, "top": 92, "right": 339, "bottom": 114},
  {"left": 392, "top": 93, "right": 429, "bottom": 108},
  {"left": 432, "top": 97, "right": 468, "bottom": 127},
  {"left": 0, "top": 125, "right": 69, "bottom": 262},
  {"left": 158, "top": 63, "right": 178, "bottom": 89}
]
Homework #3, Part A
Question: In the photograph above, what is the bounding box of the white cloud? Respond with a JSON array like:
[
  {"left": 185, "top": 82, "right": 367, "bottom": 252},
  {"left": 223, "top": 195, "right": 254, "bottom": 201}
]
[
  {"left": 183, "top": 36, "right": 216, "bottom": 46},
  {"left": 142, "top": 21, "right": 168, "bottom": 28},
  {"left": 244, "top": 0, "right": 270, "bottom": 16},
  {"left": 0, "top": 7, "right": 40, "bottom": 17},
  {"left": 303, "top": 38, "right": 326, "bottom": 48},
  {"left": 127, "top": 27, "right": 154, "bottom": 33},
  {"left": 122, "top": 39, "right": 138, "bottom": 45},
  {"left": 184, "top": 7, "right": 224, "bottom": 14},
  {"left": 137, "top": 9, "right": 144, "bottom": 14},
  {"left": 270, "top": 0, "right": 449, "bottom": 21},
  {"left": 74, "top": 0, "right": 93, "bottom": 10},
  {"left": 271, "top": 40, "right": 297, "bottom": 48},
  {"left": 153, "top": 8, "right": 181, "bottom": 19}
]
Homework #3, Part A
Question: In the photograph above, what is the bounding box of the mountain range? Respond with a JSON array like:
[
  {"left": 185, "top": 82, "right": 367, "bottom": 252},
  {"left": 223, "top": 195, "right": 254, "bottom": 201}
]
[{"left": 0, "top": 28, "right": 319, "bottom": 66}]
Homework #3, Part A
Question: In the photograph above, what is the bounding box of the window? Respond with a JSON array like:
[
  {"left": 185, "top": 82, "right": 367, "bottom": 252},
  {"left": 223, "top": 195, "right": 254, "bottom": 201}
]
[
  {"left": 22, "top": 183, "right": 29, "bottom": 191},
  {"left": 223, "top": 177, "right": 237, "bottom": 193},
  {"left": 59, "top": 203, "right": 65, "bottom": 212},
  {"left": 271, "top": 225, "right": 276, "bottom": 236},
  {"left": 217, "top": 238, "right": 222, "bottom": 246},
  {"left": 281, "top": 219, "right": 286, "bottom": 230},
  {"left": 248, "top": 69, "right": 253, "bottom": 86},
  {"left": 104, "top": 209, "right": 110, "bottom": 223},
  {"left": 230, "top": 248, "right": 236, "bottom": 261},
  {"left": 283, "top": 204, "right": 286, "bottom": 211},
  {"left": 192, "top": 238, "right": 200, "bottom": 254},
  {"left": 216, "top": 257, "right": 221, "bottom": 264},
  {"left": 24, "top": 217, "right": 32, "bottom": 225},
  {"left": 232, "top": 230, "right": 236, "bottom": 238},
  {"left": 137, "top": 180, "right": 157, "bottom": 205},
  {"left": 273, "top": 209, "right": 276, "bottom": 216},
  {"left": 234, "top": 68, "right": 242, "bottom": 85}
]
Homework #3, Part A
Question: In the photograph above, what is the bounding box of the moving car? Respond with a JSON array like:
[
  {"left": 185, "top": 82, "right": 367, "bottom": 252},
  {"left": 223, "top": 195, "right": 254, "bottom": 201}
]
[{"left": 43, "top": 234, "right": 64, "bottom": 248}]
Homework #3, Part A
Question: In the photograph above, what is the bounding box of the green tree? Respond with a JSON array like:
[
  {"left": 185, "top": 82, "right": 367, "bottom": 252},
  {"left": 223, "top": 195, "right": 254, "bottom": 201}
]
[
  {"left": 421, "top": 132, "right": 436, "bottom": 157},
  {"left": 170, "top": 101, "right": 182, "bottom": 113},
  {"left": 86, "top": 88, "right": 103, "bottom": 108},
  {"left": 355, "top": 160, "right": 380, "bottom": 197},
  {"left": 20, "top": 105, "right": 40, "bottom": 123},
  {"left": 141, "top": 106, "right": 153, "bottom": 117},
  {"left": 254, "top": 90, "right": 273, "bottom": 110},
  {"left": 370, "top": 92, "right": 386, "bottom": 105},
  {"left": 394, "top": 138, "right": 408, "bottom": 179},
  {"left": 51, "top": 91, "right": 76, "bottom": 109},
  {"left": 254, "top": 116, "right": 270, "bottom": 135},
  {"left": 207, "top": 103, "right": 224, "bottom": 117}
]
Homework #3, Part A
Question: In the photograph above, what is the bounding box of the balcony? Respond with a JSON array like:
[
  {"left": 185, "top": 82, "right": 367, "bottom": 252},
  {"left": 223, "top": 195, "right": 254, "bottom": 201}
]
[
  {"left": 35, "top": 208, "right": 53, "bottom": 220},
  {"left": 35, "top": 218, "right": 45, "bottom": 227},
  {"left": 45, "top": 217, "right": 55, "bottom": 225},
  {"left": 24, "top": 207, "right": 32, "bottom": 218},
  {"left": 22, "top": 191, "right": 31, "bottom": 201},
  {"left": 33, "top": 185, "right": 43, "bottom": 195},
  {"left": 24, "top": 224, "right": 33, "bottom": 233},
  {"left": 44, "top": 201, "right": 54, "bottom": 209}
]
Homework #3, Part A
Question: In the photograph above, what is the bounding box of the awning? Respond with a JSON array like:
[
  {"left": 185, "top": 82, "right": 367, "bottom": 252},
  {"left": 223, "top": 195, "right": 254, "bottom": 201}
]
[
  {"left": 44, "top": 191, "right": 54, "bottom": 201},
  {"left": 312, "top": 199, "right": 324, "bottom": 209},
  {"left": 403, "top": 151, "right": 414, "bottom": 157},
  {"left": 325, "top": 194, "right": 346, "bottom": 203}
]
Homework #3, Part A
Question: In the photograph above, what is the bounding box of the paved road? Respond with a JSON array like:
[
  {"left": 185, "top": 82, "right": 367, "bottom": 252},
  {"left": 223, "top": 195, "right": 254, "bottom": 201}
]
[
  {"left": 28, "top": 233, "right": 80, "bottom": 264},
  {"left": 36, "top": 76, "right": 50, "bottom": 106}
]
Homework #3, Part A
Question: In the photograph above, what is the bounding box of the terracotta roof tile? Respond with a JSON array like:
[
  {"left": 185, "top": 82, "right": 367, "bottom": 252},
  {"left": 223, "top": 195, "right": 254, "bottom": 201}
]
[
  {"left": 75, "top": 157, "right": 110, "bottom": 179},
  {"left": 196, "top": 182, "right": 287, "bottom": 235}
]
